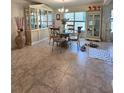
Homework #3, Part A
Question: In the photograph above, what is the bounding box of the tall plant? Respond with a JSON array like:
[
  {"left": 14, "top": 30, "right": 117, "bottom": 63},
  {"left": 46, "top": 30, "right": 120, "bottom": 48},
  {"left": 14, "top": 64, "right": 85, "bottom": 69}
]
[
  {"left": 61, "top": 18, "right": 69, "bottom": 25},
  {"left": 61, "top": 18, "right": 69, "bottom": 33},
  {"left": 15, "top": 17, "right": 24, "bottom": 31}
]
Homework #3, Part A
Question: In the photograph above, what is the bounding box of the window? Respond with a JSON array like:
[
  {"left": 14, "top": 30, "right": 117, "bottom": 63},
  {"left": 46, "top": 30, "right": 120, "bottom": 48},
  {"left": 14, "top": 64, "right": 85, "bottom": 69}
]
[
  {"left": 64, "top": 12, "right": 74, "bottom": 21},
  {"left": 64, "top": 13, "right": 74, "bottom": 32},
  {"left": 75, "top": 12, "right": 86, "bottom": 31},
  {"left": 64, "top": 12, "right": 86, "bottom": 32},
  {"left": 110, "top": 9, "right": 113, "bottom": 32}
]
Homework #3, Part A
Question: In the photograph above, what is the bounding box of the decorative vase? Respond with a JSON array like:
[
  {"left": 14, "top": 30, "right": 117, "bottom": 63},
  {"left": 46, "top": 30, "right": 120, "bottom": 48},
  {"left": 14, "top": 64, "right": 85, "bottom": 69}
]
[
  {"left": 88, "top": 6, "right": 92, "bottom": 11},
  {"left": 97, "top": 6, "right": 101, "bottom": 11},
  {"left": 93, "top": 6, "right": 96, "bottom": 11},
  {"left": 61, "top": 18, "right": 69, "bottom": 33},
  {"left": 15, "top": 29, "right": 26, "bottom": 49}
]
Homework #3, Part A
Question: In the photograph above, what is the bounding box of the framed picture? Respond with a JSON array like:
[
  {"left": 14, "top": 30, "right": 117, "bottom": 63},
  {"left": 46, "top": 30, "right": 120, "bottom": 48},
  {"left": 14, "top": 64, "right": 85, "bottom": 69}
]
[{"left": 56, "top": 14, "right": 60, "bottom": 20}]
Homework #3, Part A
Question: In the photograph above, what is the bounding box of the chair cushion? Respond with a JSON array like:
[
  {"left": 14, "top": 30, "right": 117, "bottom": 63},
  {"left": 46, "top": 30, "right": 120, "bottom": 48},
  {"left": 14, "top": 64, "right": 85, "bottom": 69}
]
[{"left": 69, "top": 36, "right": 78, "bottom": 41}]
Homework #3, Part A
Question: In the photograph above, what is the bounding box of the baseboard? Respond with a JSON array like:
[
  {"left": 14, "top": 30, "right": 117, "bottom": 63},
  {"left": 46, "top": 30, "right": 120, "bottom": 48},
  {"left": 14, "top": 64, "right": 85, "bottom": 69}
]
[{"left": 31, "top": 37, "right": 48, "bottom": 45}]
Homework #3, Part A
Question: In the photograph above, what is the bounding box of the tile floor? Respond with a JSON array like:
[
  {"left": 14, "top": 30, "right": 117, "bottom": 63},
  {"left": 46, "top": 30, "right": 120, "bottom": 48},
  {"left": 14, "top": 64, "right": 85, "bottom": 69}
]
[{"left": 12, "top": 39, "right": 113, "bottom": 93}]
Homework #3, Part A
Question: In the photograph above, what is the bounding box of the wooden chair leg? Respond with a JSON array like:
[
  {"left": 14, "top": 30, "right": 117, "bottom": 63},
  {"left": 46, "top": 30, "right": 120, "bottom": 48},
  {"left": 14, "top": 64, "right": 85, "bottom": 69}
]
[
  {"left": 49, "top": 37, "right": 51, "bottom": 45},
  {"left": 78, "top": 40, "right": 80, "bottom": 46},
  {"left": 52, "top": 41, "right": 54, "bottom": 52},
  {"left": 49, "top": 36, "right": 53, "bottom": 45},
  {"left": 77, "top": 40, "right": 80, "bottom": 47}
]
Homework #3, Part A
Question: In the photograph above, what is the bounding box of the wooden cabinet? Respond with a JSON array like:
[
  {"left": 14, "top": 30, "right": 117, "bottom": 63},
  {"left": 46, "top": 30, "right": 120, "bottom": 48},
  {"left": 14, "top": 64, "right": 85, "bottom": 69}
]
[
  {"left": 24, "top": 4, "right": 53, "bottom": 45},
  {"left": 86, "top": 11, "right": 102, "bottom": 41}
]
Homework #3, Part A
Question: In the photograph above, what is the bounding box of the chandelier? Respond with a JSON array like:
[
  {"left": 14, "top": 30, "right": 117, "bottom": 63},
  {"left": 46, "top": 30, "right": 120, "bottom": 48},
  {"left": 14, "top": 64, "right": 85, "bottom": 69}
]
[{"left": 58, "top": 0, "right": 69, "bottom": 13}]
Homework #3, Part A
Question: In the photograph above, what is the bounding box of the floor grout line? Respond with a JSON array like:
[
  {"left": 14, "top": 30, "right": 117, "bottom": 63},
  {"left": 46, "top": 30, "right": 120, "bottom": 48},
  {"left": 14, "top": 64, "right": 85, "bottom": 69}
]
[{"left": 52, "top": 60, "right": 71, "bottom": 93}]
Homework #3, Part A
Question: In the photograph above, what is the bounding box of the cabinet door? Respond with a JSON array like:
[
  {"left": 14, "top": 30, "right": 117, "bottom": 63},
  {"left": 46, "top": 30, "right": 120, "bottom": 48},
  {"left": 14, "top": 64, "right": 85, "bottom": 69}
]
[
  {"left": 93, "top": 14, "right": 100, "bottom": 36},
  {"left": 38, "top": 9, "right": 42, "bottom": 29},
  {"left": 30, "top": 8, "right": 37, "bottom": 30},
  {"left": 41, "top": 10, "right": 47, "bottom": 28},
  {"left": 48, "top": 11, "right": 53, "bottom": 26},
  {"left": 87, "top": 14, "right": 94, "bottom": 37}
]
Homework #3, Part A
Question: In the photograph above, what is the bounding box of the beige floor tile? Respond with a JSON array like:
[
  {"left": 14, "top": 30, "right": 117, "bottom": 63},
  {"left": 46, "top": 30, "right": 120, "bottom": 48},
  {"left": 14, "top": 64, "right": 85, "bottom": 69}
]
[
  {"left": 42, "top": 68, "right": 65, "bottom": 89},
  {"left": 55, "top": 74, "right": 84, "bottom": 93},
  {"left": 12, "top": 39, "right": 113, "bottom": 93},
  {"left": 28, "top": 84, "right": 54, "bottom": 93}
]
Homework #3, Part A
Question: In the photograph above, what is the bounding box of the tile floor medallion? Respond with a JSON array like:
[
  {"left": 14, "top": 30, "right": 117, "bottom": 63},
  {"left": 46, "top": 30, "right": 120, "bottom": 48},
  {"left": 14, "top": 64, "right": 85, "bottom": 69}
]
[{"left": 12, "top": 39, "right": 113, "bottom": 93}]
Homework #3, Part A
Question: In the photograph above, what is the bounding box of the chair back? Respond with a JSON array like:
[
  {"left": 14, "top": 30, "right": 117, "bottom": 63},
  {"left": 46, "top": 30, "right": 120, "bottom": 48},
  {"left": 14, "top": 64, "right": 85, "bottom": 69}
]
[
  {"left": 50, "top": 28, "right": 60, "bottom": 41},
  {"left": 69, "top": 26, "right": 82, "bottom": 41},
  {"left": 67, "top": 25, "right": 74, "bottom": 33},
  {"left": 52, "top": 27, "right": 60, "bottom": 34}
]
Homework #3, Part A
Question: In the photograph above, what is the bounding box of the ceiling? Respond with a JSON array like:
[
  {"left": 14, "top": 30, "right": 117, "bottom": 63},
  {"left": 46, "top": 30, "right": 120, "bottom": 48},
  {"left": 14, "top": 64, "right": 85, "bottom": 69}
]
[{"left": 27, "top": 0, "right": 104, "bottom": 8}]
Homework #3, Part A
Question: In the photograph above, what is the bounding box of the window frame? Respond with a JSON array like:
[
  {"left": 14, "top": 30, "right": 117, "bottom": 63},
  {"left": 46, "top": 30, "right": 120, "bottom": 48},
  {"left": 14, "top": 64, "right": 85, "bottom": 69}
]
[{"left": 64, "top": 11, "right": 86, "bottom": 32}]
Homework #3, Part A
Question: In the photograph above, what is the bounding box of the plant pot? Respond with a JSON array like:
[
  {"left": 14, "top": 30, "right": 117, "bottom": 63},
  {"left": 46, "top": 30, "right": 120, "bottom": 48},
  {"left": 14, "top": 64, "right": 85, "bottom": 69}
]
[
  {"left": 15, "top": 30, "right": 26, "bottom": 49},
  {"left": 78, "top": 27, "right": 82, "bottom": 33}
]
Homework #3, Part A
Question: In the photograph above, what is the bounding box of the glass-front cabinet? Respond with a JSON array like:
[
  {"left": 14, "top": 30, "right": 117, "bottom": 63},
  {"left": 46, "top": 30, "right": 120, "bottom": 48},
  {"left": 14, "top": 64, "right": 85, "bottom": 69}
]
[
  {"left": 86, "top": 11, "right": 101, "bottom": 41},
  {"left": 24, "top": 4, "right": 53, "bottom": 45}
]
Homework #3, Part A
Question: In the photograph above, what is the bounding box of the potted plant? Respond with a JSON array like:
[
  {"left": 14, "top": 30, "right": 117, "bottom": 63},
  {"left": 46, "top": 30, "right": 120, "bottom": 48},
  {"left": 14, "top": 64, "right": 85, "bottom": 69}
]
[{"left": 61, "top": 18, "right": 69, "bottom": 33}]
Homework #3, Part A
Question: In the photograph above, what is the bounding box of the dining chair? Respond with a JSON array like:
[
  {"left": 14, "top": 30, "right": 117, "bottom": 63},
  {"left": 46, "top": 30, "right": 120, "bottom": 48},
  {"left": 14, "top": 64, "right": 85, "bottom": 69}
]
[
  {"left": 68, "top": 26, "right": 82, "bottom": 47},
  {"left": 48, "top": 27, "right": 54, "bottom": 45},
  {"left": 67, "top": 25, "right": 75, "bottom": 33},
  {"left": 48, "top": 27, "right": 60, "bottom": 45},
  {"left": 68, "top": 32, "right": 80, "bottom": 46},
  {"left": 51, "top": 28, "right": 65, "bottom": 53}
]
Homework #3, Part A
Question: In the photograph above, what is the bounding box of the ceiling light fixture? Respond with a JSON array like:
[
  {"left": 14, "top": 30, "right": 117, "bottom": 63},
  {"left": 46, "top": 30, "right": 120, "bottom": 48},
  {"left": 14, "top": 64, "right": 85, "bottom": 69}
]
[{"left": 58, "top": 0, "right": 69, "bottom": 13}]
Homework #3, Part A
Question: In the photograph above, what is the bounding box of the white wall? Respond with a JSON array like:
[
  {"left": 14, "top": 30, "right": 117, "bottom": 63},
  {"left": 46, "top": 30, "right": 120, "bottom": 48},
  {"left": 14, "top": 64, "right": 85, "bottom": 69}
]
[{"left": 11, "top": 0, "right": 30, "bottom": 49}]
